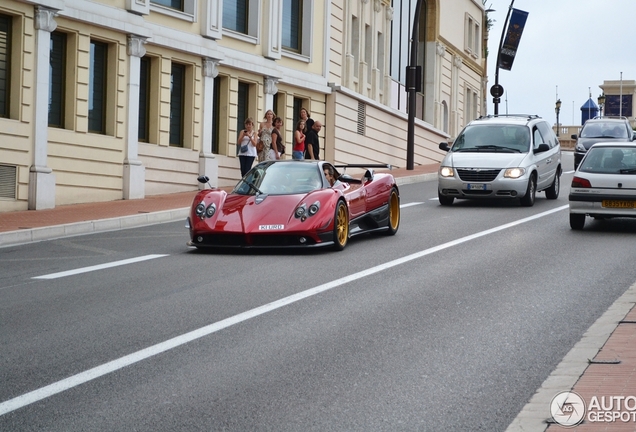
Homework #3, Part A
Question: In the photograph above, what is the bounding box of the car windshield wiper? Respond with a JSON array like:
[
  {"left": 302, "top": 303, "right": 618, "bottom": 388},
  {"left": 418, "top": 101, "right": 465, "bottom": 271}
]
[
  {"left": 474, "top": 145, "right": 519, "bottom": 152},
  {"left": 245, "top": 180, "right": 264, "bottom": 195},
  {"left": 619, "top": 168, "right": 636, "bottom": 174}
]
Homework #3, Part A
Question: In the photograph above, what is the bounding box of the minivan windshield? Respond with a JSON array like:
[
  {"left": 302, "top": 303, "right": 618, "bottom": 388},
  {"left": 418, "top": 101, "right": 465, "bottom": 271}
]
[{"left": 451, "top": 125, "right": 530, "bottom": 153}]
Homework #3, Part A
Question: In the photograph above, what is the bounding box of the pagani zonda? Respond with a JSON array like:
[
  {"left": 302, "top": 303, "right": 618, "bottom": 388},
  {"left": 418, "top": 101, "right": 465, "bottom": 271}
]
[{"left": 186, "top": 160, "right": 400, "bottom": 250}]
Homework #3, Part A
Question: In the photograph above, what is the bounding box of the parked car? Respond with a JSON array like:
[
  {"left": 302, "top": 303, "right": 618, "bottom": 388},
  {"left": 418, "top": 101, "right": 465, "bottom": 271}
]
[
  {"left": 437, "top": 115, "right": 562, "bottom": 207},
  {"left": 186, "top": 161, "right": 400, "bottom": 251},
  {"left": 572, "top": 116, "right": 635, "bottom": 169},
  {"left": 569, "top": 143, "right": 636, "bottom": 230}
]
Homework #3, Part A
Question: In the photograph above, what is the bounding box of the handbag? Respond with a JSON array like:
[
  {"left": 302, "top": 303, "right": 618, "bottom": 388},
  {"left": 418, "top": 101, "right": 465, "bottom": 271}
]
[
  {"left": 256, "top": 139, "right": 264, "bottom": 152},
  {"left": 240, "top": 143, "right": 249, "bottom": 153}
]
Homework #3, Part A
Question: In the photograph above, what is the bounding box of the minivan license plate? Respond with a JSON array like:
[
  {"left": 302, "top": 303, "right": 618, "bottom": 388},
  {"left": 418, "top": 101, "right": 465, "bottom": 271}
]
[{"left": 467, "top": 183, "right": 487, "bottom": 191}]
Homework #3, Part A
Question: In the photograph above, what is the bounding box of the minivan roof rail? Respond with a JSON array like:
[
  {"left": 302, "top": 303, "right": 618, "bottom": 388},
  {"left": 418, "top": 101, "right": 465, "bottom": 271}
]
[
  {"left": 592, "top": 115, "right": 628, "bottom": 120},
  {"left": 478, "top": 114, "right": 541, "bottom": 120}
]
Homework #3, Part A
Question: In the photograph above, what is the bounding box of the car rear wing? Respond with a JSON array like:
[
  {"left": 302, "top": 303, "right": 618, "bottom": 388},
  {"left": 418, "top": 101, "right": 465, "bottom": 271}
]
[{"left": 333, "top": 164, "right": 392, "bottom": 183}]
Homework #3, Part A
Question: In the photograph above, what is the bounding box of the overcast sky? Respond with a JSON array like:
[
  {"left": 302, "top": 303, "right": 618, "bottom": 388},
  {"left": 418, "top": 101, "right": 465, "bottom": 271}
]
[{"left": 484, "top": 0, "right": 635, "bottom": 126}]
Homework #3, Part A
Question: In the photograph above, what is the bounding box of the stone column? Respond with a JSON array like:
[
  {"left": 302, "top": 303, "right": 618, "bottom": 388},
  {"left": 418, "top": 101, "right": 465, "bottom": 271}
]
[
  {"left": 264, "top": 76, "right": 278, "bottom": 112},
  {"left": 451, "top": 55, "right": 463, "bottom": 136},
  {"left": 123, "top": 35, "right": 147, "bottom": 200},
  {"left": 434, "top": 42, "right": 446, "bottom": 131},
  {"left": 29, "top": 6, "right": 58, "bottom": 210},
  {"left": 199, "top": 58, "right": 220, "bottom": 189}
]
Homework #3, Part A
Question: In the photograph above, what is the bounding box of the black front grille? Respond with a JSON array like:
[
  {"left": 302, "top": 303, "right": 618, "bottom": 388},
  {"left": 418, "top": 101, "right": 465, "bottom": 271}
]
[
  {"left": 457, "top": 169, "right": 501, "bottom": 182},
  {"left": 192, "top": 233, "right": 317, "bottom": 247}
]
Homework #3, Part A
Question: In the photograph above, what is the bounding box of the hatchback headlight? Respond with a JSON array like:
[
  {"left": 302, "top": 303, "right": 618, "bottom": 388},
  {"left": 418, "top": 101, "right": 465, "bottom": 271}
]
[
  {"left": 504, "top": 168, "right": 525, "bottom": 179},
  {"left": 439, "top": 166, "right": 454, "bottom": 177}
]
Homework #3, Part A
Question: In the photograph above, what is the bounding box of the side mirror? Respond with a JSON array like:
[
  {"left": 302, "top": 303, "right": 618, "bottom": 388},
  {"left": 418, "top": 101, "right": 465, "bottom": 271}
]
[
  {"left": 534, "top": 143, "right": 550, "bottom": 154},
  {"left": 197, "top": 175, "right": 210, "bottom": 184},
  {"left": 439, "top": 142, "right": 450, "bottom": 152},
  {"left": 571, "top": 134, "right": 577, "bottom": 140}
]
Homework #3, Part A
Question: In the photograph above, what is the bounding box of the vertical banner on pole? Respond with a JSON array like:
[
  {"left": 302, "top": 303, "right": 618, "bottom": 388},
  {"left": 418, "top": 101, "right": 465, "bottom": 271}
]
[{"left": 498, "top": 8, "right": 528, "bottom": 71}]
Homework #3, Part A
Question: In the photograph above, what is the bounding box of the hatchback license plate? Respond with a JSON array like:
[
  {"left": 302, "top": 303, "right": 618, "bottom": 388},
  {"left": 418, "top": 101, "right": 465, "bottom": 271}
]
[
  {"left": 602, "top": 200, "right": 635, "bottom": 208},
  {"left": 467, "top": 183, "right": 487, "bottom": 191}
]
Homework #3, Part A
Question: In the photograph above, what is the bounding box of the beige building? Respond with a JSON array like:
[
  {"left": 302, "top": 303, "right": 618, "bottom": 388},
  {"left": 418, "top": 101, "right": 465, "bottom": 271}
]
[{"left": 0, "top": 0, "right": 488, "bottom": 212}]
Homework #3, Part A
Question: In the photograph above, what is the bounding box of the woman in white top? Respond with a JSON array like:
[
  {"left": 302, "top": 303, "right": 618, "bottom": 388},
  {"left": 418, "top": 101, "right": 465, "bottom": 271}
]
[{"left": 237, "top": 117, "right": 258, "bottom": 177}]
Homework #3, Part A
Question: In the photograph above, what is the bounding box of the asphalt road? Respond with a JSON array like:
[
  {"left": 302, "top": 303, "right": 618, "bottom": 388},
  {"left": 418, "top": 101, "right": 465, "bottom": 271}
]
[{"left": 2, "top": 152, "right": 636, "bottom": 431}]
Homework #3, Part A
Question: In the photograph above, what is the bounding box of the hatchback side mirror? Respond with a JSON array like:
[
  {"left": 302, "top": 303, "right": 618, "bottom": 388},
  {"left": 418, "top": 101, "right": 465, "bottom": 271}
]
[
  {"left": 571, "top": 134, "right": 577, "bottom": 140},
  {"left": 439, "top": 142, "right": 450, "bottom": 152}
]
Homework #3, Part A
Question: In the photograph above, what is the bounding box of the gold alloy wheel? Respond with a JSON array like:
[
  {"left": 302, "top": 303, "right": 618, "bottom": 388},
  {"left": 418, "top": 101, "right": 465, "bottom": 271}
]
[
  {"left": 387, "top": 189, "right": 400, "bottom": 234},
  {"left": 334, "top": 201, "right": 349, "bottom": 250}
]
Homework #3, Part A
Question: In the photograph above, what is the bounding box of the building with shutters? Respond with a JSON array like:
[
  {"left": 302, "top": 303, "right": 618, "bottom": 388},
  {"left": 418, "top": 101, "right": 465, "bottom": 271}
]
[{"left": 0, "top": 0, "right": 488, "bottom": 211}]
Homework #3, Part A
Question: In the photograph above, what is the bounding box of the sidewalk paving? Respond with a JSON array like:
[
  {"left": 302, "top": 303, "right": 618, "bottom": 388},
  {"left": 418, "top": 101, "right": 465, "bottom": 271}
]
[{"left": 1, "top": 160, "right": 634, "bottom": 432}]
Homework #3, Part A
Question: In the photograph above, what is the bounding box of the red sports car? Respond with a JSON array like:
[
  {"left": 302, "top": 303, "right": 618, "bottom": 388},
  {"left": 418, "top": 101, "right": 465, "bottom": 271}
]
[{"left": 186, "top": 160, "right": 400, "bottom": 250}]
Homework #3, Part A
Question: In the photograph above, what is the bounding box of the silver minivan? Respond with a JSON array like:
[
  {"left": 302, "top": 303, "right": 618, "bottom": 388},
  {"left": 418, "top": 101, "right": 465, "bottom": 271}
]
[{"left": 437, "top": 115, "right": 562, "bottom": 207}]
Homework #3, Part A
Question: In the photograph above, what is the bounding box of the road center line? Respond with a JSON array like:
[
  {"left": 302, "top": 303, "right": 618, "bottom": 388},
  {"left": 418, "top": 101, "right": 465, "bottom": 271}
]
[
  {"left": 2, "top": 205, "right": 568, "bottom": 416},
  {"left": 32, "top": 254, "right": 169, "bottom": 280},
  {"left": 400, "top": 202, "right": 423, "bottom": 208}
]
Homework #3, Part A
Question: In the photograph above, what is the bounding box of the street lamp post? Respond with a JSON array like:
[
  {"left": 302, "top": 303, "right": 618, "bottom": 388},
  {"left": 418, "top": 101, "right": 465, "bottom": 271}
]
[
  {"left": 597, "top": 93, "right": 605, "bottom": 118},
  {"left": 406, "top": 0, "right": 425, "bottom": 170},
  {"left": 491, "top": 0, "right": 515, "bottom": 116},
  {"left": 555, "top": 99, "right": 561, "bottom": 137}
]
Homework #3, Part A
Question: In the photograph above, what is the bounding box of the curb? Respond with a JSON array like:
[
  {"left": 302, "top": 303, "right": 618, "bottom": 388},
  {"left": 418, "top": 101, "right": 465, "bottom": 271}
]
[
  {"left": 505, "top": 280, "right": 636, "bottom": 431},
  {"left": 0, "top": 208, "right": 189, "bottom": 248}
]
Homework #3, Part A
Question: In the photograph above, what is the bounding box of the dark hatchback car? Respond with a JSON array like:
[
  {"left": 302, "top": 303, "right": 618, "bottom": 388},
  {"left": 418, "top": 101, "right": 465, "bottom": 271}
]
[{"left": 572, "top": 117, "right": 635, "bottom": 169}]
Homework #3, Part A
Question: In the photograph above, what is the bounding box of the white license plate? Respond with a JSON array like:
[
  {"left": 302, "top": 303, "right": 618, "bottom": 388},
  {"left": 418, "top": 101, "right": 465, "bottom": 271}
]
[
  {"left": 259, "top": 224, "right": 285, "bottom": 230},
  {"left": 467, "top": 183, "right": 487, "bottom": 191}
]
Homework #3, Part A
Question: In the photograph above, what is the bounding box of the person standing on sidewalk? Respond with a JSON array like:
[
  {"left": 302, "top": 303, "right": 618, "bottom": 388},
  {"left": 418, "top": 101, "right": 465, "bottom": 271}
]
[
  {"left": 258, "top": 110, "right": 275, "bottom": 162},
  {"left": 237, "top": 117, "right": 258, "bottom": 176},
  {"left": 268, "top": 117, "right": 284, "bottom": 160},
  {"left": 300, "top": 107, "right": 313, "bottom": 132},
  {"left": 305, "top": 121, "right": 322, "bottom": 160},
  {"left": 292, "top": 120, "right": 306, "bottom": 160}
]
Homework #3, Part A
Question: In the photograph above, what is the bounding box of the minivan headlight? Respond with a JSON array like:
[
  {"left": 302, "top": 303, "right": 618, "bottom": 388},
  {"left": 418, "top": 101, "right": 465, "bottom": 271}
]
[
  {"left": 439, "top": 166, "right": 454, "bottom": 177},
  {"left": 504, "top": 168, "right": 525, "bottom": 179}
]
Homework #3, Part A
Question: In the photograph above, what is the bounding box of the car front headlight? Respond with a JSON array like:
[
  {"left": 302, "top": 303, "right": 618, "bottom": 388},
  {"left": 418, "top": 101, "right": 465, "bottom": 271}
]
[
  {"left": 504, "top": 167, "right": 526, "bottom": 179},
  {"left": 308, "top": 201, "right": 320, "bottom": 216},
  {"left": 195, "top": 202, "right": 206, "bottom": 217},
  {"left": 439, "top": 166, "right": 454, "bottom": 177}
]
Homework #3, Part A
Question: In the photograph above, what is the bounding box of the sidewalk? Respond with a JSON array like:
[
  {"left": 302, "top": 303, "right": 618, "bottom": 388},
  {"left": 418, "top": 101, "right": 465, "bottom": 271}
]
[{"left": 1, "top": 160, "right": 634, "bottom": 432}]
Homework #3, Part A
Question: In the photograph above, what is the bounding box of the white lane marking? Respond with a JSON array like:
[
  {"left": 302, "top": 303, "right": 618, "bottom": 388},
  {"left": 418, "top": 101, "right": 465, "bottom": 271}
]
[
  {"left": 400, "top": 202, "right": 423, "bottom": 208},
  {"left": 1, "top": 205, "right": 568, "bottom": 416},
  {"left": 32, "top": 254, "right": 169, "bottom": 280}
]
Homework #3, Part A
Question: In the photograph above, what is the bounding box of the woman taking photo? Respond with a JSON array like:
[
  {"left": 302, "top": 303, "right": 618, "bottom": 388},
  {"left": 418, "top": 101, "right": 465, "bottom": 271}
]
[{"left": 237, "top": 117, "right": 258, "bottom": 176}]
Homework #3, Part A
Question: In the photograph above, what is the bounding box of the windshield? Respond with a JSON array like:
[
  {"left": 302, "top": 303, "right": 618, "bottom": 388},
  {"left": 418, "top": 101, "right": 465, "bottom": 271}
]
[
  {"left": 579, "top": 147, "right": 636, "bottom": 174},
  {"left": 234, "top": 162, "right": 325, "bottom": 195},
  {"left": 580, "top": 122, "right": 629, "bottom": 139},
  {"left": 451, "top": 125, "right": 530, "bottom": 153}
]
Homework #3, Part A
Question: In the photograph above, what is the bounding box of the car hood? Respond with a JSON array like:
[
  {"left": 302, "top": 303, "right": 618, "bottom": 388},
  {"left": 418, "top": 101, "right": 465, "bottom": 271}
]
[
  {"left": 444, "top": 152, "right": 528, "bottom": 168},
  {"left": 191, "top": 190, "right": 335, "bottom": 233},
  {"left": 578, "top": 137, "right": 631, "bottom": 150}
]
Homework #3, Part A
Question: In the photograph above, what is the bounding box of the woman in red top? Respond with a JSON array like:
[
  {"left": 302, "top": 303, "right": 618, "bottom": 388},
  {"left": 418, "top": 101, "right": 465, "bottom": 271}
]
[{"left": 292, "top": 120, "right": 306, "bottom": 160}]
